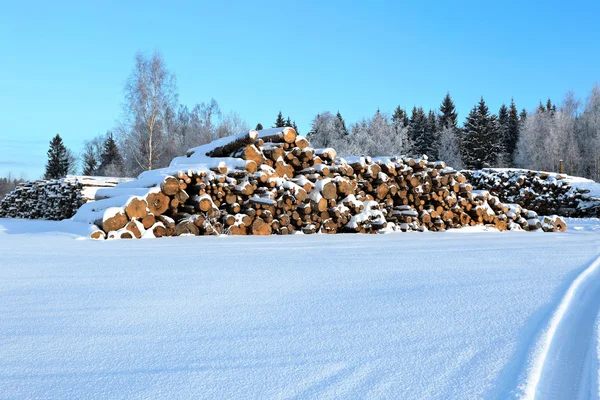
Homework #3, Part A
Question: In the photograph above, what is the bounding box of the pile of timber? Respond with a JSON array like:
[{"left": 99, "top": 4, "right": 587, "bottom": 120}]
[
  {"left": 78, "top": 127, "right": 568, "bottom": 240},
  {"left": 0, "top": 176, "right": 132, "bottom": 221},
  {"left": 463, "top": 169, "right": 600, "bottom": 218}
]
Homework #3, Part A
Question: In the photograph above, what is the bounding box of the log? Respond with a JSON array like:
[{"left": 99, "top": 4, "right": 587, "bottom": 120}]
[
  {"left": 206, "top": 130, "right": 259, "bottom": 157},
  {"left": 146, "top": 192, "right": 170, "bottom": 216},
  {"left": 125, "top": 197, "right": 148, "bottom": 220},
  {"left": 160, "top": 176, "right": 180, "bottom": 196},
  {"left": 100, "top": 208, "right": 128, "bottom": 233},
  {"left": 251, "top": 217, "right": 272, "bottom": 235},
  {"left": 258, "top": 127, "right": 297, "bottom": 144}
]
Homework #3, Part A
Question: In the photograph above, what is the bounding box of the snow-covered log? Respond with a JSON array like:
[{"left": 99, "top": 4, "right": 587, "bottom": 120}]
[{"left": 0, "top": 176, "right": 132, "bottom": 221}]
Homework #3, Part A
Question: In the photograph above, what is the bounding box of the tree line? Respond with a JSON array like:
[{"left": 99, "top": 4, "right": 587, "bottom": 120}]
[
  {"left": 307, "top": 85, "right": 600, "bottom": 181},
  {"left": 36, "top": 50, "right": 600, "bottom": 183}
]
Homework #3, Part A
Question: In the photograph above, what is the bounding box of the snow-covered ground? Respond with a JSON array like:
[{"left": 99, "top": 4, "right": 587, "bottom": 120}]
[{"left": 1, "top": 218, "right": 600, "bottom": 399}]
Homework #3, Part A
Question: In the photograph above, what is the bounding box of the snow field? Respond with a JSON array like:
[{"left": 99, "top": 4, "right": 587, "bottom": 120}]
[{"left": 0, "top": 218, "right": 600, "bottom": 398}]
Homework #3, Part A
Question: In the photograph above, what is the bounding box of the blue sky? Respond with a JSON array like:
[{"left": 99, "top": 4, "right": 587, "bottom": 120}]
[{"left": 1, "top": 0, "right": 599, "bottom": 179}]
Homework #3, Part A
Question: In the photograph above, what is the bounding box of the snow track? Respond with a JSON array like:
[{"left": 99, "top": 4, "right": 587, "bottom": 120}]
[{"left": 521, "top": 252, "right": 600, "bottom": 400}]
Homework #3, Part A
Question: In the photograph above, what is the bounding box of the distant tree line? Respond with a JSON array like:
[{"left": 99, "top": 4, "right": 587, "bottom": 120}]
[
  {"left": 0, "top": 173, "right": 25, "bottom": 198},
  {"left": 307, "top": 85, "right": 600, "bottom": 181}
]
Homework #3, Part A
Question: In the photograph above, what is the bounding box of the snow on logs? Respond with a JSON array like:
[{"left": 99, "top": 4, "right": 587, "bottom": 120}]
[
  {"left": 79, "top": 127, "right": 567, "bottom": 239},
  {"left": 0, "top": 176, "right": 132, "bottom": 221},
  {"left": 463, "top": 168, "right": 600, "bottom": 218}
]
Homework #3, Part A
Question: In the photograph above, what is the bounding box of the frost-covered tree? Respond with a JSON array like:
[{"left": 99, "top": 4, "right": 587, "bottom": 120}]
[
  {"left": 308, "top": 112, "right": 344, "bottom": 149},
  {"left": 579, "top": 85, "right": 600, "bottom": 180},
  {"left": 438, "top": 126, "right": 463, "bottom": 169},
  {"left": 515, "top": 94, "right": 580, "bottom": 175}
]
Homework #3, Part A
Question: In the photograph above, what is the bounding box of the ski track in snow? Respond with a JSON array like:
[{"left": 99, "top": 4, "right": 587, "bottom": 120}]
[{"left": 520, "top": 251, "right": 600, "bottom": 400}]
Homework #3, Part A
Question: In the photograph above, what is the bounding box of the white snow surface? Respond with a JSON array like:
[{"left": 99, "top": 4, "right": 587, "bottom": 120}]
[{"left": 1, "top": 218, "right": 600, "bottom": 399}]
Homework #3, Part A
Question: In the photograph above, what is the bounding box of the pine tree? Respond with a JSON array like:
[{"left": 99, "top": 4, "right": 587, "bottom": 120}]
[
  {"left": 274, "top": 112, "right": 286, "bottom": 128},
  {"left": 335, "top": 111, "right": 348, "bottom": 136},
  {"left": 439, "top": 93, "right": 458, "bottom": 128},
  {"left": 285, "top": 116, "right": 292, "bottom": 128},
  {"left": 292, "top": 121, "right": 299, "bottom": 134},
  {"left": 44, "top": 134, "right": 70, "bottom": 179},
  {"left": 461, "top": 98, "right": 501, "bottom": 169},
  {"left": 409, "top": 107, "right": 431, "bottom": 156},
  {"left": 506, "top": 99, "right": 520, "bottom": 164},
  {"left": 99, "top": 132, "right": 124, "bottom": 176},
  {"left": 255, "top": 123, "right": 263, "bottom": 131}
]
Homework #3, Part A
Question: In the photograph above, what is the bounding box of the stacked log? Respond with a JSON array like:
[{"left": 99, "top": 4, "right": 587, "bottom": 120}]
[
  {"left": 0, "top": 177, "right": 132, "bottom": 221},
  {"left": 80, "top": 127, "right": 568, "bottom": 239},
  {"left": 463, "top": 169, "right": 600, "bottom": 217}
]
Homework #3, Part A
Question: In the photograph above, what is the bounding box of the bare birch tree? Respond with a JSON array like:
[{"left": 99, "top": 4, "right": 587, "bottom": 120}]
[{"left": 120, "top": 51, "right": 178, "bottom": 174}]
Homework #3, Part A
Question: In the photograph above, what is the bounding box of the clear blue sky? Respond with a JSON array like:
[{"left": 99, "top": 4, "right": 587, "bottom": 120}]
[{"left": 1, "top": 0, "right": 599, "bottom": 179}]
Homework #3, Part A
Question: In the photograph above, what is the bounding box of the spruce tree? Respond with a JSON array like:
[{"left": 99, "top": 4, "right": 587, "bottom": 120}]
[
  {"left": 274, "top": 112, "right": 286, "bottom": 128},
  {"left": 461, "top": 98, "right": 501, "bottom": 169},
  {"left": 82, "top": 146, "right": 98, "bottom": 176},
  {"left": 255, "top": 123, "right": 264, "bottom": 131},
  {"left": 285, "top": 116, "right": 292, "bottom": 128},
  {"left": 392, "top": 106, "right": 409, "bottom": 126},
  {"left": 44, "top": 134, "right": 70, "bottom": 179},
  {"left": 439, "top": 93, "right": 458, "bottom": 128},
  {"left": 520, "top": 108, "right": 528, "bottom": 122},
  {"left": 335, "top": 111, "right": 348, "bottom": 136},
  {"left": 292, "top": 121, "right": 299, "bottom": 134},
  {"left": 409, "top": 107, "right": 431, "bottom": 156},
  {"left": 507, "top": 99, "right": 520, "bottom": 164},
  {"left": 99, "top": 132, "right": 124, "bottom": 176},
  {"left": 427, "top": 110, "right": 440, "bottom": 159}
]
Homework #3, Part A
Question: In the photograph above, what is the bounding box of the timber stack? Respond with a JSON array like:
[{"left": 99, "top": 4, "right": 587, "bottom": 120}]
[
  {"left": 0, "top": 176, "right": 132, "bottom": 220},
  {"left": 73, "top": 127, "right": 567, "bottom": 240},
  {"left": 464, "top": 169, "right": 600, "bottom": 217}
]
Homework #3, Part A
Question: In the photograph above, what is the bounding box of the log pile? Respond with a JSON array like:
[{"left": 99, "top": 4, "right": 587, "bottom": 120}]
[
  {"left": 463, "top": 169, "right": 600, "bottom": 218},
  {"left": 79, "top": 127, "right": 568, "bottom": 240},
  {"left": 0, "top": 176, "right": 132, "bottom": 221}
]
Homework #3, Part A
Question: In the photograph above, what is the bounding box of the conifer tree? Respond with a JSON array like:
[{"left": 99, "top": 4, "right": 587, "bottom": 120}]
[
  {"left": 335, "top": 111, "right": 348, "bottom": 136},
  {"left": 427, "top": 110, "right": 440, "bottom": 159},
  {"left": 506, "top": 99, "right": 520, "bottom": 164},
  {"left": 461, "top": 98, "right": 501, "bottom": 169},
  {"left": 292, "top": 121, "right": 299, "bottom": 134},
  {"left": 392, "top": 106, "right": 409, "bottom": 126},
  {"left": 409, "top": 107, "right": 431, "bottom": 156},
  {"left": 44, "top": 134, "right": 70, "bottom": 179},
  {"left": 255, "top": 123, "right": 263, "bottom": 131},
  {"left": 439, "top": 93, "right": 458, "bottom": 128},
  {"left": 99, "top": 132, "right": 124, "bottom": 176},
  {"left": 285, "top": 116, "right": 292, "bottom": 128},
  {"left": 520, "top": 108, "right": 528, "bottom": 122},
  {"left": 82, "top": 145, "right": 98, "bottom": 176},
  {"left": 274, "top": 112, "right": 286, "bottom": 128}
]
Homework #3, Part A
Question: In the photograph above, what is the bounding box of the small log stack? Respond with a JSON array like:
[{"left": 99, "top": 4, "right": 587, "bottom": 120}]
[
  {"left": 81, "top": 128, "right": 568, "bottom": 240},
  {"left": 463, "top": 169, "right": 600, "bottom": 218},
  {"left": 0, "top": 176, "right": 132, "bottom": 221}
]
